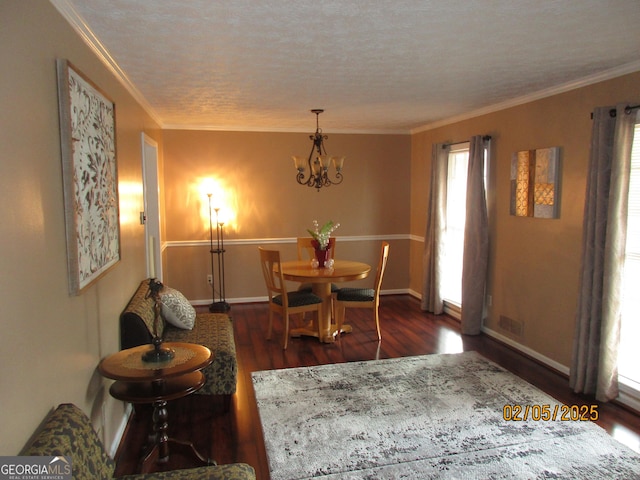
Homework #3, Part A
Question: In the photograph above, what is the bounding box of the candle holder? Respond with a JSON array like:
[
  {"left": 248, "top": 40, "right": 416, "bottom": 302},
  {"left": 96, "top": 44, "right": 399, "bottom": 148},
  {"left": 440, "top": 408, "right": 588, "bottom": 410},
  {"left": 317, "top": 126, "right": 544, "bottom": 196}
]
[
  {"left": 207, "top": 195, "right": 230, "bottom": 313},
  {"left": 141, "top": 278, "right": 175, "bottom": 363}
]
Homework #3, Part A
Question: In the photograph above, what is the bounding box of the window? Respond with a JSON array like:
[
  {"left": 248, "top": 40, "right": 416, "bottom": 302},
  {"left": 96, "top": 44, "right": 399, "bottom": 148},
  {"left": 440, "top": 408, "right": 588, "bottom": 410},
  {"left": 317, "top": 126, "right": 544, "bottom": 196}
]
[
  {"left": 438, "top": 141, "right": 489, "bottom": 318},
  {"left": 619, "top": 121, "right": 640, "bottom": 391},
  {"left": 441, "top": 144, "right": 469, "bottom": 307}
]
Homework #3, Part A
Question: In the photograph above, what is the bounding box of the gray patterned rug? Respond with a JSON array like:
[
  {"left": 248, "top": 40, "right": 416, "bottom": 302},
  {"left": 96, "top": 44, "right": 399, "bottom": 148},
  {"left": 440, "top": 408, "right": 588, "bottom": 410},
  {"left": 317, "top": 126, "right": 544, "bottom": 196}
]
[{"left": 251, "top": 351, "right": 640, "bottom": 479}]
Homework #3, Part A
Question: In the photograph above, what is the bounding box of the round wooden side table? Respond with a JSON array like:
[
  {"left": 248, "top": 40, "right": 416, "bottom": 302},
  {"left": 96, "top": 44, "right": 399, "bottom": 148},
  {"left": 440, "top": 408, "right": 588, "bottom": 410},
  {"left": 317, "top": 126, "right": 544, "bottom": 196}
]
[{"left": 98, "top": 342, "right": 214, "bottom": 473}]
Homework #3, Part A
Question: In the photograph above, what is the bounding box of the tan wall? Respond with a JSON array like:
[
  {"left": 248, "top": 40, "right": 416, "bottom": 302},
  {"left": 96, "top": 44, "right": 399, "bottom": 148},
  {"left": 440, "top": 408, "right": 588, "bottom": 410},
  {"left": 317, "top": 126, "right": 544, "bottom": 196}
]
[
  {"left": 410, "top": 71, "right": 640, "bottom": 368},
  {"left": 161, "top": 130, "right": 411, "bottom": 303},
  {"left": 0, "top": 1, "right": 161, "bottom": 454},
  {"left": 4, "top": 0, "right": 639, "bottom": 459}
]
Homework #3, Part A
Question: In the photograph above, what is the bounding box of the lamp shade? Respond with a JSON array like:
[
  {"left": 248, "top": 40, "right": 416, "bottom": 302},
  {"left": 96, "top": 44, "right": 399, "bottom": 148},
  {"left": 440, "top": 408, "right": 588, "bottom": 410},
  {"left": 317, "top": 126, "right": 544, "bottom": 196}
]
[
  {"left": 293, "top": 156, "right": 306, "bottom": 172},
  {"left": 332, "top": 156, "right": 345, "bottom": 170},
  {"left": 319, "top": 155, "right": 332, "bottom": 169}
]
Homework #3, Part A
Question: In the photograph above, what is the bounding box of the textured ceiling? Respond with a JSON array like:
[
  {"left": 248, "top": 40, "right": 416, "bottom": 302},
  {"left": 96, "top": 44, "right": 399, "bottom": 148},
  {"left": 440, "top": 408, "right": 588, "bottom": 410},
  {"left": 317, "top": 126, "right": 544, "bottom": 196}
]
[{"left": 54, "top": 0, "right": 640, "bottom": 133}]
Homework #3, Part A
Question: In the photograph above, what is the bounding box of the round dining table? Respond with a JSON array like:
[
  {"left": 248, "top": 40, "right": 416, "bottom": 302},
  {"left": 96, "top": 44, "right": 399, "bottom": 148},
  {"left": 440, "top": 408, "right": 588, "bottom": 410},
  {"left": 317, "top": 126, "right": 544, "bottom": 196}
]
[{"left": 278, "top": 259, "right": 371, "bottom": 343}]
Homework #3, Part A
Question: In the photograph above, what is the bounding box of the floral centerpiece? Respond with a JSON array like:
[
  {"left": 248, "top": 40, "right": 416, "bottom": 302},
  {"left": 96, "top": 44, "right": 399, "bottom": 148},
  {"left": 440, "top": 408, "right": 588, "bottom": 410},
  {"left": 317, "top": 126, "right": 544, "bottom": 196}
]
[
  {"left": 308, "top": 220, "right": 340, "bottom": 250},
  {"left": 308, "top": 220, "right": 340, "bottom": 267}
]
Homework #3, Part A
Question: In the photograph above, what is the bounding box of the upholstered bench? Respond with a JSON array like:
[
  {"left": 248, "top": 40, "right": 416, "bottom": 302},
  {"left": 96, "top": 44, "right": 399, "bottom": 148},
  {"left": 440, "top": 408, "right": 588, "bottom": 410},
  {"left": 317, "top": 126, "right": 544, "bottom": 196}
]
[
  {"left": 120, "top": 280, "right": 237, "bottom": 408},
  {"left": 22, "top": 403, "right": 256, "bottom": 480}
]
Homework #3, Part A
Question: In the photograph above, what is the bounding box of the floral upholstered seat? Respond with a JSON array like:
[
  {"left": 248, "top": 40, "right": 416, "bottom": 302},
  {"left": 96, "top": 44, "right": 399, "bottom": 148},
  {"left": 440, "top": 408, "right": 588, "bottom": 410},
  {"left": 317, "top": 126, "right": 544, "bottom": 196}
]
[
  {"left": 22, "top": 403, "right": 256, "bottom": 480},
  {"left": 120, "top": 280, "right": 237, "bottom": 408}
]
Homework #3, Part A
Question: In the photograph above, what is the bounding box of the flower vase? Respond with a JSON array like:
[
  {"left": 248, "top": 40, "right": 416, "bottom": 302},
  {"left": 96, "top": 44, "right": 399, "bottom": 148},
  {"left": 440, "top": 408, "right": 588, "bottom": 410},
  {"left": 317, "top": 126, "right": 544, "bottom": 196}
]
[{"left": 311, "top": 238, "right": 334, "bottom": 267}]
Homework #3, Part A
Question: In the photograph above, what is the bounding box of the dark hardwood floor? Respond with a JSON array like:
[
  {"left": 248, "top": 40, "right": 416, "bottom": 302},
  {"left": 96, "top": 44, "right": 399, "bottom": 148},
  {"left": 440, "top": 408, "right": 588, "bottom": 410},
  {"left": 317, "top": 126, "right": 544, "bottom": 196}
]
[{"left": 114, "top": 295, "right": 640, "bottom": 479}]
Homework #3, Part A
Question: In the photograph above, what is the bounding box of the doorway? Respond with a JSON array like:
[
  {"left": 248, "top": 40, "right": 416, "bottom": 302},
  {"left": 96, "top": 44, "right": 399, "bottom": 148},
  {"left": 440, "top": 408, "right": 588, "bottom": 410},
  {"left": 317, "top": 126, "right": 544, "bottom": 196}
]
[{"left": 141, "top": 133, "right": 162, "bottom": 280}]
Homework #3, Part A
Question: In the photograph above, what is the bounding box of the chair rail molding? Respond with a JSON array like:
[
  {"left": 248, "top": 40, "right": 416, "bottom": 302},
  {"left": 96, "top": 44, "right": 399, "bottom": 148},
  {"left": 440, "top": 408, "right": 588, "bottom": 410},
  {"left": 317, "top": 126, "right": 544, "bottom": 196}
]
[{"left": 165, "top": 234, "right": 410, "bottom": 249}]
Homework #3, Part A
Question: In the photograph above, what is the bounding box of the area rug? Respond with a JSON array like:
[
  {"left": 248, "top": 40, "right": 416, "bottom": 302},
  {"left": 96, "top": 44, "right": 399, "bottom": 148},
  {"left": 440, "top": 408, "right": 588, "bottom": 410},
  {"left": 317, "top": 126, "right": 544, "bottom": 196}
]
[{"left": 251, "top": 351, "right": 640, "bottom": 479}]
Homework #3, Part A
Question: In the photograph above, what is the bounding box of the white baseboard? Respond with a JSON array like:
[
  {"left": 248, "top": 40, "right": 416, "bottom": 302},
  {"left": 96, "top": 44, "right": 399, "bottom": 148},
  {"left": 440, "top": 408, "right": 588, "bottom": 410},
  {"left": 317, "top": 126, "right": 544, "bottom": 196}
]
[
  {"left": 481, "top": 327, "right": 570, "bottom": 376},
  {"left": 480, "top": 328, "right": 640, "bottom": 415},
  {"left": 108, "top": 403, "right": 132, "bottom": 458},
  {"left": 191, "top": 289, "right": 411, "bottom": 307},
  {"left": 407, "top": 289, "right": 573, "bottom": 376},
  {"left": 408, "top": 289, "right": 422, "bottom": 299},
  {"left": 618, "top": 385, "right": 640, "bottom": 415},
  {"left": 192, "top": 296, "right": 264, "bottom": 306}
]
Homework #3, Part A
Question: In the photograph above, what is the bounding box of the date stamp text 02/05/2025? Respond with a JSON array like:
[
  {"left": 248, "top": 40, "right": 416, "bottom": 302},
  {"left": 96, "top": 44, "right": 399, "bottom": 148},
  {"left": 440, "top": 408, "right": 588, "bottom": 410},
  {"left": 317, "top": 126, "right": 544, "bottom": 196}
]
[{"left": 503, "top": 404, "right": 599, "bottom": 422}]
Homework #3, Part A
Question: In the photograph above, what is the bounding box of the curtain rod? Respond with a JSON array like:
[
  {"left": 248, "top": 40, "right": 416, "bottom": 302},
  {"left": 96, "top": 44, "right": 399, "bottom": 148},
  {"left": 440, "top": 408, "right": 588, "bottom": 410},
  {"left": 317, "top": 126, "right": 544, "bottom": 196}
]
[
  {"left": 608, "top": 104, "right": 640, "bottom": 118},
  {"left": 442, "top": 135, "right": 492, "bottom": 149}
]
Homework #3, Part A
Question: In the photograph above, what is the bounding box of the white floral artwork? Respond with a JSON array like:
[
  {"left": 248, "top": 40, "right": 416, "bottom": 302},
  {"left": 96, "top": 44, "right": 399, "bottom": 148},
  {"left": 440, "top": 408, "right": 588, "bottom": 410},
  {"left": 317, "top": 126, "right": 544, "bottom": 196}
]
[{"left": 57, "top": 59, "right": 120, "bottom": 295}]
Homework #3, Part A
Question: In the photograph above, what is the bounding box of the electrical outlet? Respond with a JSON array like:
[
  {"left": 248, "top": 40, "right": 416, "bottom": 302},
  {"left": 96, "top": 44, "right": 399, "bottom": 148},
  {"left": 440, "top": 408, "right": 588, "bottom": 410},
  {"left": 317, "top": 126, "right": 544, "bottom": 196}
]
[{"left": 207, "top": 275, "right": 213, "bottom": 285}]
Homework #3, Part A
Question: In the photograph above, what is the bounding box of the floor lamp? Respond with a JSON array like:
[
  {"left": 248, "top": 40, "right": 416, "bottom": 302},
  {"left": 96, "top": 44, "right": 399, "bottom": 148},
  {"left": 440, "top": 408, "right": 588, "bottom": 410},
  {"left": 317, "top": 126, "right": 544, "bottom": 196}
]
[{"left": 208, "top": 194, "right": 230, "bottom": 313}]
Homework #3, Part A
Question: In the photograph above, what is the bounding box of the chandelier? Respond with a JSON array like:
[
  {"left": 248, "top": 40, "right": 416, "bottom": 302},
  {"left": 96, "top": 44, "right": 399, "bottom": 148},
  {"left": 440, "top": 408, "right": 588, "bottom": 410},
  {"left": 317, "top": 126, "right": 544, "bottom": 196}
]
[{"left": 293, "top": 109, "right": 345, "bottom": 191}]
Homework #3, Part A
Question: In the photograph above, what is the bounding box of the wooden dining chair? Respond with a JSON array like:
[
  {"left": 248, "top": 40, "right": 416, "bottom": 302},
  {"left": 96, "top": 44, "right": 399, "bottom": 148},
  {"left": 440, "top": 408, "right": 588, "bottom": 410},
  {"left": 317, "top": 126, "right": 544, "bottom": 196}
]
[
  {"left": 335, "top": 241, "right": 390, "bottom": 340},
  {"left": 297, "top": 237, "right": 316, "bottom": 262},
  {"left": 258, "top": 247, "right": 323, "bottom": 349}
]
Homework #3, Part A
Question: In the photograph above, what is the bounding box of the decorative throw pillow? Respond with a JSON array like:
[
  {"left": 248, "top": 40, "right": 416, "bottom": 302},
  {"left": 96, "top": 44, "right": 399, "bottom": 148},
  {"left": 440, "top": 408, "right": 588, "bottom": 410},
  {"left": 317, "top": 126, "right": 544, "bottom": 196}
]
[{"left": 160, "top": 286, "right": 196, "bottom": 330}]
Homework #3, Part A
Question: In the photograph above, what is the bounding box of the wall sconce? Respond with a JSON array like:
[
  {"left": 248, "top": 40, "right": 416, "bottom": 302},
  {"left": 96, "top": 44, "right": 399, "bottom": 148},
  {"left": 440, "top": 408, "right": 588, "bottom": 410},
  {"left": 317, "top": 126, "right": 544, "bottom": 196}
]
[{"left": 293, "top": 109, "right": 345, "bottom": 191}]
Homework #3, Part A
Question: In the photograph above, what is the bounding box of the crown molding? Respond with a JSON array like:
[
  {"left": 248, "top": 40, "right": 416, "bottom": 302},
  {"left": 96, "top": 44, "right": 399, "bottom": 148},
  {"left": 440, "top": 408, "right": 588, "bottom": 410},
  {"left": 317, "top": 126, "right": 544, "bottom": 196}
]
[
  {"left": 162, "top": 123, "right": 410, "bottom": 135},
  {"left": 50, "top": 0, "right": 164, "bottom": 127},
  {"left": 411, "top": 60, "right": 640, "bottom": 134}
]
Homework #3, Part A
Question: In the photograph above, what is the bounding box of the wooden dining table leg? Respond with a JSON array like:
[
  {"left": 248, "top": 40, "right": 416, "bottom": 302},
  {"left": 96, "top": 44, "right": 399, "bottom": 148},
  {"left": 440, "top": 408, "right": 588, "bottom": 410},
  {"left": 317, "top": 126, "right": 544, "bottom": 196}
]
[
  {"left": 280, "top": 260, "right": 369, "bottom": 343},
  {"left": 312, "top": 282, "right": 334, "bottom": 342},
  {"left": 311, "top": 281, "right": 351, "bottom": 342}
]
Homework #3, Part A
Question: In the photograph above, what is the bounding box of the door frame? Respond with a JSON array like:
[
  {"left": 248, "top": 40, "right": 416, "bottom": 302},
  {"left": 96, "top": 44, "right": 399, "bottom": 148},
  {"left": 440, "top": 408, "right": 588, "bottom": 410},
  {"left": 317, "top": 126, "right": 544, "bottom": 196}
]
[{"left": 141, "top": 133, "right": 162, "bottom": 280}]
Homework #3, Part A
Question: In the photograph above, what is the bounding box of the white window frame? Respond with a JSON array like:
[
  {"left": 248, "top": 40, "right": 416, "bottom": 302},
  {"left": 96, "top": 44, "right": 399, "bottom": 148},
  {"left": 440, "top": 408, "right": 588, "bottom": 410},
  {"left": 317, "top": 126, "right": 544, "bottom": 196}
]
[
  {"left": 441, "top": 142, "right": 490, "bottom": 320},
  {"left": 442, "top": 143, "right": 470, "bottom": 318}
]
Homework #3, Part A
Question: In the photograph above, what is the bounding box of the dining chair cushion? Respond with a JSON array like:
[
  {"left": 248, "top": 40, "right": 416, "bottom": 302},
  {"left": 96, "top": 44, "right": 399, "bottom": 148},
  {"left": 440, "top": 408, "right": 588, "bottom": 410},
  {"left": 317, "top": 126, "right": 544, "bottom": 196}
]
[
  {"left": 273, "top": 291, "right": 323, "bottom": 307},
  {"left": 336, "top": 287, "right": 375, "bottom": 302}
]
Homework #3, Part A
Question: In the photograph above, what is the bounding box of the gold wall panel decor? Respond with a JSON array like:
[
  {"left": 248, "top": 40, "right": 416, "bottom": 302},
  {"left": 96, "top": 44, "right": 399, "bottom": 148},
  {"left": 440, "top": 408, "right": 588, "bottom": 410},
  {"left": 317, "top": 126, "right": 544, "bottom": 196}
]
[{"left": 510, "top": 147, "right": 561, "bottom": 218}]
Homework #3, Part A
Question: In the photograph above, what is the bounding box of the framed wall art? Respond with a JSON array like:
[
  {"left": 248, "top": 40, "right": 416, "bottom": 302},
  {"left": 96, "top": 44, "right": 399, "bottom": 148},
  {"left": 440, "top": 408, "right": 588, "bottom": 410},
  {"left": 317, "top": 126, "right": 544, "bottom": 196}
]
[
  {"left": 510, "top": 146, "right": 561, "bottom": 219},
  {"left": 56, "top": 59, "right": 120, "bottom": 295}
]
